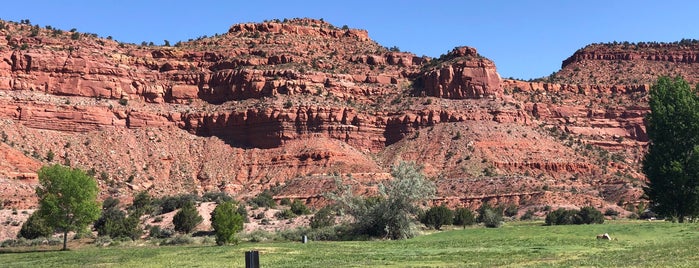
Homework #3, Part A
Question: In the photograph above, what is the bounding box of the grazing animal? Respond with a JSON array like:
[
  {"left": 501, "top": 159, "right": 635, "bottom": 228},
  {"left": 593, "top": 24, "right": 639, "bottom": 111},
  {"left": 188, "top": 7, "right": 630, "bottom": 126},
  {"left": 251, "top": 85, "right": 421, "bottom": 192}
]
[{"left": 596, "top": 233, "right": 611, "bottom": 240}]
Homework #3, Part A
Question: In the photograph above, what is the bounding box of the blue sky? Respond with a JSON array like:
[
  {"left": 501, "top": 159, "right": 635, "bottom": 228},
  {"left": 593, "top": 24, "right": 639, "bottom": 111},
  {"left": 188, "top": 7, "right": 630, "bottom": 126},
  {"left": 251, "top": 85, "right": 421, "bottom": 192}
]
[{"left": 1, "top": 0, "right": 697, "bottom": 79}]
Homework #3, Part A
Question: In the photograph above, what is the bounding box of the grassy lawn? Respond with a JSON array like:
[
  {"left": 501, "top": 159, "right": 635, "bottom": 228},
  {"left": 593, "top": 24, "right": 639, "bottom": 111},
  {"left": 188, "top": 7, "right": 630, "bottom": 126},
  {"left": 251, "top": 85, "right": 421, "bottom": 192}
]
[{"left": 1, "top": 220, "right": 697, "bottom": 267}]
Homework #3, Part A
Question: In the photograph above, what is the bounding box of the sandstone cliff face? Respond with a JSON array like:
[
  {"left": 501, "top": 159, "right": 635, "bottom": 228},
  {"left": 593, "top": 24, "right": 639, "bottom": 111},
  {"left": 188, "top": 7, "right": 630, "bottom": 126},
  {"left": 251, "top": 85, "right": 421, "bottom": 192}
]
[
  {"left": 421, "top": 46, "right": 502, "bottom": 99},
  {"left": 0, "top": 18, "right": 652, "bottom": 215}
]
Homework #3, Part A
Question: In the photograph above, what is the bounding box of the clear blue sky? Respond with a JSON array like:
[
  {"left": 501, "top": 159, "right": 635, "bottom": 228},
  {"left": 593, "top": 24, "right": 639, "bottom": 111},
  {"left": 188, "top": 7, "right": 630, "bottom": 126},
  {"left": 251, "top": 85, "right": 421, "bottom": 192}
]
[{"left": 2, "top": 0, "right": 697, "bottom": 79}]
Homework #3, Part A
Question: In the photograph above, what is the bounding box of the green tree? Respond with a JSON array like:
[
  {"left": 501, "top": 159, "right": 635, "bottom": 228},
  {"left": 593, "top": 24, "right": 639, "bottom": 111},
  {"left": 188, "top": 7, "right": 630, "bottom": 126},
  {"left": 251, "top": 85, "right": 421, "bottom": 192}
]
[
  {"left": 35, "top": 164, "right": 100, "bottom": 250},
  {"left": 210, "top": 201, "right": 244, "bottom": 245},
  {"left": 18, "top": 213, "right": 53, "bottom": 239},
  {"left": 452, "top": 207, "right": 476, "bottom": 228},
  {"left": 172, "top": 201, "right": 202, "bottom": 234},
  {"left": 310, "top": 206, "right": 335, "bottom": 229},
  {"left": 421, "top": 205, "right": 453, "bottom": 230},
  {"left": 643, "top": 76, "right": 699, "bottom": 222},
  {"left": 94, "top": 197, "right": 142, "bottom": 240},
  {"left": 290, "top": 199, "right": 311, "bottom": 215},
  {"left": 331, "top": 161, "right": 435, "bottom": 239}
]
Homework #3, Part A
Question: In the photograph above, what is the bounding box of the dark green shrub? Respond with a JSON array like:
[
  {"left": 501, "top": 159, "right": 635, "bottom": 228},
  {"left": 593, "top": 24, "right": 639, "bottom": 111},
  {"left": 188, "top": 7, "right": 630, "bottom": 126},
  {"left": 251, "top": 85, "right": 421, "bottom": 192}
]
[
  {"left": 94, "top": 197, "right": 142, "bottom": 240},
  {"left": 172, "top": 202, "right": 202, "bottom": 234},
  {"left": 130, "top": 191, "right": 154, "bottom": 215},
  {"left": 310, "top": 206, "right": 335, "bottom": 229},
  {"left": 604, "top": 208, "right": 620, "bottom": 216},
  {"left": 201, "top": 192, "right": 233, "bottom": 204},
  {"left": 421, "top": 205, "right": 453, "bottom": 230},
  {"left": 520, "top": 209, "right": 536, "bottom": 220},
  {"left": 578, "top": 206, "right": 605, "bottom": 224},
  {"left": 545, "top": 208, "right": 580, "bottom": 225},
  {"left": 504, "top": 204, "right": 519, "bottom": 217},
  {"left": 70, "top": 32, "right": 80, "bottom": 40},
  {"left": 290, "top": 199, "right": 311, "bottom": 215},
  {"left": 18, "top": 213, "right": 53, "bottom": 239},
  {"left": 156, "top": 194, "right": 197, "bottom": 214},
  {"left": 275, "top": 209, "right": 296, "bottom": 220},
  {"left": 149, "top": 226, "right": 174, "bottom": 239},
  {"left": 453, "top": 207, "right": 476, "bottom": 227},
  {"left": 279, "top": 198, "right": 291, "bottom": 206},
  {"left": 237, "top": 203, "right": 249, "bottom": 223},
  {"left": 250, "top": 190, "right": 276, "bottom": 208},
  {"left": 210, "top": 201, "right": 244, "bottom": 245}
]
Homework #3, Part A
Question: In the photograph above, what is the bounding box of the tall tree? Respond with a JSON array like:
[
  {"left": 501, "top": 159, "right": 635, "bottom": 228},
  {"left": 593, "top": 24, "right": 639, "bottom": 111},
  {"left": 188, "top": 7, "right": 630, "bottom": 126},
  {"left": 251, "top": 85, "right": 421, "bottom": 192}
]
[
  {"left": 35, "top": 164, "right": 100, "bottom": 250},
  {"left": 643, "top": 76, "right": 699, "bottom": 222},
  {"left": 210, "top": 201, "right": 244, "bottom": 245}
]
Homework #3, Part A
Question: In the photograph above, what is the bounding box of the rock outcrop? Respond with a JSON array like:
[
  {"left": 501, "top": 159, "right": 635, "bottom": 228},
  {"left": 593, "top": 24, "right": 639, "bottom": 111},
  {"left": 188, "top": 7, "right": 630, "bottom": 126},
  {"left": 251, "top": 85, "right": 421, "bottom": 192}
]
[{"left": 421, "top": 47, "right": 502, "bottom": 99}]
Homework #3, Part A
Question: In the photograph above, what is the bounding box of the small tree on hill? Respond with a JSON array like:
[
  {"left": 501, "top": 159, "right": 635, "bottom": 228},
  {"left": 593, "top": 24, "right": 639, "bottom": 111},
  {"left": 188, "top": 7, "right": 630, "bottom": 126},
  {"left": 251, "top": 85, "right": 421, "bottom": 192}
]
[
  {"left": 422, "top": 205, "right": 453, "bottom": 230},
  {"left": 453, "top": 207, "right": 476, "bottom": 228},
  {"left": 290, "top": 199, "right": 311, "bottom": 215},
  {"left": 643, "top": 76, "right": 699, "bottom": 222},
  {"left": 210, "top": 201, "right": 244, "bottom": 245},
  {"left": 35, "top": 164, "right": 100, "bottom": 250},
  {"left": 173, "top": 201, "right": 202, "bottom": 234}
]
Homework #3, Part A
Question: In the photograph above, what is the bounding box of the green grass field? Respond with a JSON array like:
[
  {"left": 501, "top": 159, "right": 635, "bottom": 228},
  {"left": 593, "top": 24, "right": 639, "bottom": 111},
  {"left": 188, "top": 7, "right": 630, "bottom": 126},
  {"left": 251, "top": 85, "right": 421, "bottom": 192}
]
[{"left": 1, "top": 221, "right": 698, "bottom": 267}]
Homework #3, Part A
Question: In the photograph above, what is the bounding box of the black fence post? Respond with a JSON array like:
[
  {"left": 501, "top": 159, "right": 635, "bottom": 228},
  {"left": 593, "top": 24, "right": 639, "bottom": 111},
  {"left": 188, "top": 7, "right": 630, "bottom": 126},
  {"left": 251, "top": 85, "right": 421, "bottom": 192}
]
[{"left": 245, "top": 250, "right": 259, "bottom": 268}]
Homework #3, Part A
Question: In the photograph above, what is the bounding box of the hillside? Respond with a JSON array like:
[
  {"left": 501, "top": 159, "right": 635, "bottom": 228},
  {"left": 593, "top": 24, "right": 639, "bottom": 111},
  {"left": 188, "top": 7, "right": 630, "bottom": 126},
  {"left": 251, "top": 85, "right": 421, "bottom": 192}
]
[{"left": 0, "top": 18, "right": 677, "bottom": 215}]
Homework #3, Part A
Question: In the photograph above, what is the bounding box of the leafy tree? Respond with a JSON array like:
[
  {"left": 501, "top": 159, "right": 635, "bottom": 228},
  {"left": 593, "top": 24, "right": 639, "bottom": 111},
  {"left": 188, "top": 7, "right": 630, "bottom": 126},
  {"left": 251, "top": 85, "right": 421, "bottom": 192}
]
[
  {"left": 453, "top": 207, "right": 476, "bottom": 227},
  {"left": 331, "top": 161, "right": 435, "bottom": 239},
  {"left": 35, "top": 164, "right": 100, "bottom": 250},
  {"left": 310, "top": 206, "right": 335, "bottom": 229},
  {"left": 421, "top": 205, "right": 453, "bottom": 230},
  {"left": 210, "top": 201, "right": 244, "bottom": 245},
  {"left": 643, "top": 76, "right": 699, "bottom": 222},
  {"left": 18, "top": 213, "right": 53, "bottom": 239},
  {"left": 173, "top": 201, "right": 202, "bottom": 234}
]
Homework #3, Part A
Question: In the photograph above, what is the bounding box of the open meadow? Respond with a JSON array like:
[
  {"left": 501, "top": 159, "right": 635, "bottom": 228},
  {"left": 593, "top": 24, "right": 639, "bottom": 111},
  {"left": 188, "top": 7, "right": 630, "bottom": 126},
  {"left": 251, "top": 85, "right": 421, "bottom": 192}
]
[{"left": 1, "top": 220, "right": 697, "bottom": 267}]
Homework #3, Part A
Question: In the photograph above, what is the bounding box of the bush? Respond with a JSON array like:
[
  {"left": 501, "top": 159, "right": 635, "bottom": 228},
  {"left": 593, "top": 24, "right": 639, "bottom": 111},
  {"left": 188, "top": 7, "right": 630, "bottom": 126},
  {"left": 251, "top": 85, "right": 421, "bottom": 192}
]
[
  {"left": 201, "top": 192, "right": 233, "bottom": 204},
  {"left": 421, "top": 205, "right": 453, "bottom": 230},
  {"left": 290, "top": 199, "right": 311, "bottom": 215},
  {"left": 160, "top": 235, "right": 194, "bottom": 246},
  {"left": 604, "top": 208, "right": 620, "bottom": 216},
  {"left": 504, "top": 204, "right": 519, "bottom": 217},
  {"left": 481, "top": 209, "right": 503, "bottom": 228},
  {"left": 18, "top": 213, "right": 53, "bottom": 239},
  {"left": 453, "top": 207, "right": 476, "bottom": 227},
  {"left": 237, "top": 204, "right": 249, "bottom": 223},
  {"left": 156, "top": 194, "right": 197, "bottom": 214},
  {"left": 275, "top": 209, "right": 296, "bottom": 220},
  {"left": 93, "top": 197, "right": 142, "bottom": 240},
  {"left": 520, "top": 209, "right": 536, "bottom": 221},
  {"left": 279, "top": 198, "right": 291, "bottom": 206},
  {"left": 578, "top": 206, "right": 605, "bottom": 224},
  {"left": 70, "top": 32, "right": 80, "bottom": 40},
  {"left": 545, "top": 208, "right": 580, "bottom": 225},
  {"left": 250, "top": 190, "right": 276, "bottom": 208},
  {"left": 172, "top": 202, "right": 202, "bottom": 234},
  {"left": 210, "top": 201, "right": 244, "bottom": 245},
  {"left": 148, "top": 226, "right": 174, "bottom": 239},
  {"left": 477, "top": 203, "right": 503, "bottom": 223},
  {"left": 310, "top": 206, "right": 336, "bottom": 229},
  {"left": 545, "top": 207, "right": 604, "bottom": 225}
]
